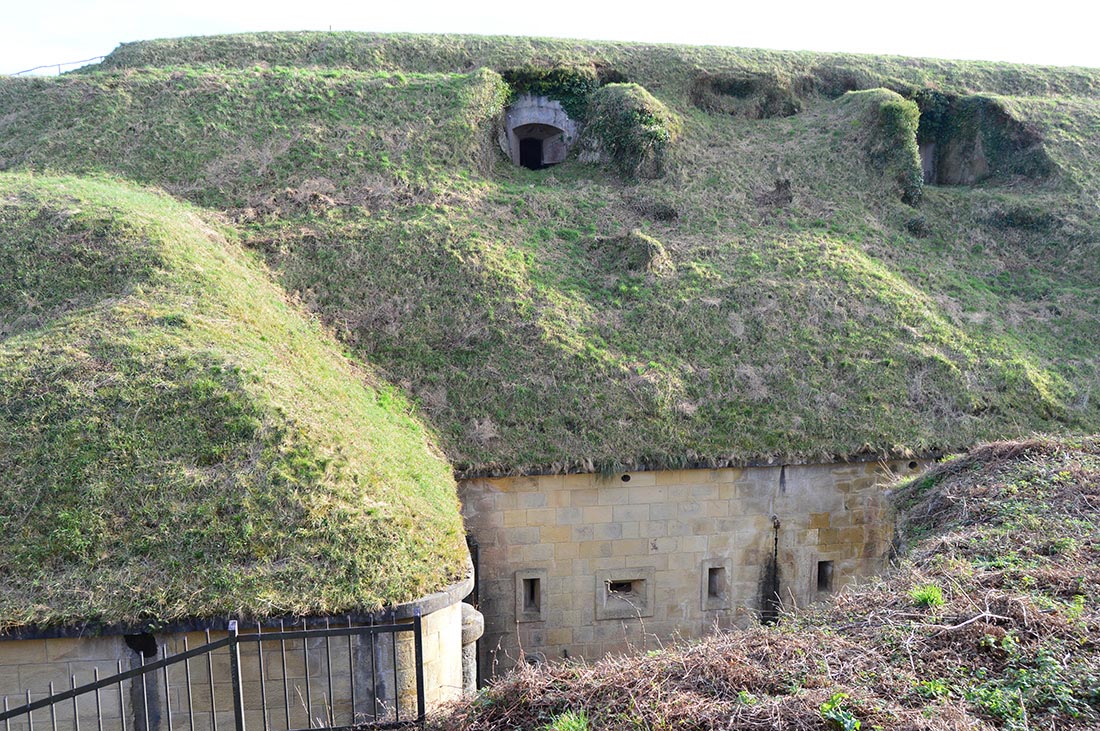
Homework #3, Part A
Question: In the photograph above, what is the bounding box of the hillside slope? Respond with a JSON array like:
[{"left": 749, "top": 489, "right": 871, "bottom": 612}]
[
  {"left": 1, "top": 33, "right": 1098, "bottom": 475},
  {"left": 436, "top": 437, "right": 1100, "bottom": 730},
  {"left": 0, "top": 173, "right": 466, "bottom": 631},
  {"left": 96, "top": 32, "right": 1100, "bottom": 100}
]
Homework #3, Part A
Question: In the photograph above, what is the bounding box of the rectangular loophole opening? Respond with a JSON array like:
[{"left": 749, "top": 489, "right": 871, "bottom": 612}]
[
  {"left": 700, "top": 559, "right": 731, "bottom": 611},
  {"left": 523, "top": 577, "right": 541, "bottom": 613},
  {"left": 817, "top": 560, "right": 834, "bottom": 592},
  {"left": 608, "top": 580, "right": 636, "bottom": 596},
  {"left": 596, "top": 568, "right": 655, "bottom": 620},
  {"left": 707, "top": 566, "right": 727, "bottom": 599},
  {"left": 515, "top": 568, "right": 547, "bottom": 622}
]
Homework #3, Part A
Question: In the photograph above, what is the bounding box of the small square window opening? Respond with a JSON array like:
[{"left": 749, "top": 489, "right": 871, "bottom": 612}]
[
  {"left": 515, "top": 568, "right": 548, "bottom": 622},
  {"left": 707, "top": 566, "right": 727, "bottom": 600},
  {"left": 700, "top": 559, "right": 732, "bottom": 611}
]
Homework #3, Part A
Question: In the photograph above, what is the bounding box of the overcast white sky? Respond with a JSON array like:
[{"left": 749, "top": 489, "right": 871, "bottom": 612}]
[{"left": 3, "top": 0, "right": 1096, "bottom": 76}]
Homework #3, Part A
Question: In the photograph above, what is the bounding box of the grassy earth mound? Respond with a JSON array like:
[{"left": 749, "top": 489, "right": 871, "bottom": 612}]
[
  {"left": 3, "top": 35, "right": 1099, "bottom": 476},
  {"left": 96, "top": 32, "right": 1100, "bottom": 101},
  {"left": 0, "top": 66, "right": 508, "bottom": 208},
  {"left": 0, "top": 173, "right": 466, "bottom": 632},
  {"left": 436, "top": 437, "right": 1100, "bottom": 730}
]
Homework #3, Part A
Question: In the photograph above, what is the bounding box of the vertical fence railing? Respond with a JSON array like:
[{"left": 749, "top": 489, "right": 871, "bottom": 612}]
[{"left": 0, "top": 614, "right": 425, "bottom": 731}]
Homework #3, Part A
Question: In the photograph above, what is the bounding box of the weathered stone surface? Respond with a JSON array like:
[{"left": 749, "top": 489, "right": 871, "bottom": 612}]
[
  {"left": 460, "top": 460, "right": 929, "bottom": 677},
  {"left": 500, "top": 95, "right": 579, "bottom": 169}
]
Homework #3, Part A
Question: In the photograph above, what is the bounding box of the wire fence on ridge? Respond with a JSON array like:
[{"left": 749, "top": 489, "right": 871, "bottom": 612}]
[{"left": 9, "top": 57, "right": 105, "bottom": 76}]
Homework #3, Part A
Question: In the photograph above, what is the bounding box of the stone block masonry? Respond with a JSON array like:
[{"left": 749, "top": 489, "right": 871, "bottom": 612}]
[{"left": 460, "top": 459, "right": 928, "bottom": 676}]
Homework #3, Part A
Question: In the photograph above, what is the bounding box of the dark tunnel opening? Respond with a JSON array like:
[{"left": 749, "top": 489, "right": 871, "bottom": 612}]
[{"left": 519, "top": 137, "right": 545, "bottom": 170}]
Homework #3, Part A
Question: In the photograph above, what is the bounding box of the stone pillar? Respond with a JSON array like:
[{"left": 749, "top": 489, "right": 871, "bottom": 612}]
[{"left": 460, "top": 603, "right": 484, "bottom": 696}]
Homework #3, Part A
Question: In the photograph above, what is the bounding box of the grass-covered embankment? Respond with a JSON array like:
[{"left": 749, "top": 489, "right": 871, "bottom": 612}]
[
  {"left": 0, "top": 173, "right": 466, "bottom": 631},
  {"left": 96, "top": 31, "right": 1100, "bottom": 102},
  {"left": 2, "top": 32, "right": 1098, "bottom": 477}
]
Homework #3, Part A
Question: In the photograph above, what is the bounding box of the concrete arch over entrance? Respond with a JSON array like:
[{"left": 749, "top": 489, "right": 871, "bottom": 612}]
[{"left": 501, "top": 95, "right": 578, "bottom": 169}]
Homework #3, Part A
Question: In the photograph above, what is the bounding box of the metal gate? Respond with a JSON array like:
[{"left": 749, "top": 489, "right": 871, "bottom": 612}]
[{"left": 1, "top": 614, "right": 425, "bottom": 731}]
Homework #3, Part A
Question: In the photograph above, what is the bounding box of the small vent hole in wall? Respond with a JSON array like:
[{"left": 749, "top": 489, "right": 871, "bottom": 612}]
[
  {"left": 523, "top": 577, "right": 541, "bottom": 613},
  {"left": 817, "top": 560, "right": 834, "bottom": 592},
  {"left": 608, "top": 580, "right": 635, "bottom": 595},
  {"left": 707, "top": 566, "right": 727, "bottom": 599},
  {"left": 124, "top": 633, "right": 159, "bottom": 659},
  {"left": 620, "top": 474, "right": 631, "bottom": 482}
]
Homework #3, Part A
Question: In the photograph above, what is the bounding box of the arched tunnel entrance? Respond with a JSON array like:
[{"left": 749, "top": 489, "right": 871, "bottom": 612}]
[
  {"left": 501, "top": 96, "right": 578, "bottom": 170},
  {"left": 514, "top": 123, "right": 567, "bottom": 170}
]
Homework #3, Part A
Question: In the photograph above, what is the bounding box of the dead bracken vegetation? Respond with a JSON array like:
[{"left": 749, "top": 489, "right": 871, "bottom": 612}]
[
  {"left": 437, "top": 438, "right": 1100, "bottom": 730},
  {"left": 438, "top": 629, "right": 959, "bottom": 730}
]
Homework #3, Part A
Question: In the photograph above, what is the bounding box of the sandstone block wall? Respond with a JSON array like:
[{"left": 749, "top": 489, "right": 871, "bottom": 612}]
[
  {"left": 0, "top": 635, "right": 131, "bottom": 729},
  {"left": 461, "top": 460, "right": 927, "bottom": 676}
]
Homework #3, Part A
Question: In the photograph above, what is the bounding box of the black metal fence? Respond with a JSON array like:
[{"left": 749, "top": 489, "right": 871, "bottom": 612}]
[{"left": 0, "top": 614, "right": 425, "bottom": 731}]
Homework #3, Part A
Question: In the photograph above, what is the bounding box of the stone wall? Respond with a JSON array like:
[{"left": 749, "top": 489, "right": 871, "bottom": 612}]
[
  {"left": 460, "top": 459, "right": 927, "bottom": 676},
  {"left": 0, "top": 584, "right": 476, "bottom": 731},
  {"left": 0, "top": 635, "right": 132, "bottom": 728}
]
